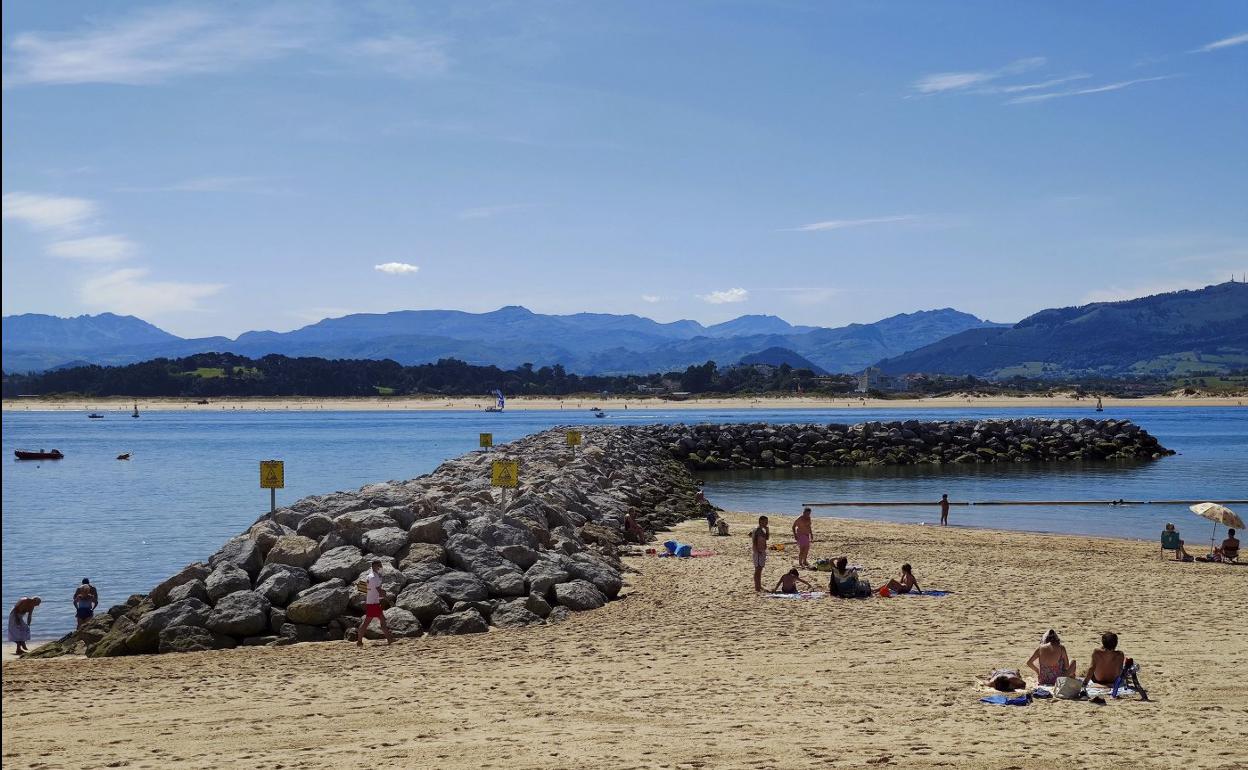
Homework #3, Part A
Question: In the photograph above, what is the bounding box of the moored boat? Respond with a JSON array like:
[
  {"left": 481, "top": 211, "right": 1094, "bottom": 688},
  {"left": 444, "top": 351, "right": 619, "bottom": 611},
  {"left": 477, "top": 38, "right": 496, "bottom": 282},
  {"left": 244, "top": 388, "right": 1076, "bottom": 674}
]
[
  {"left": 88, "top": 413, "right": 104, "bottom": 419},
  {"left": 15, "top": 449, "right": 64, "bottom": 460}
]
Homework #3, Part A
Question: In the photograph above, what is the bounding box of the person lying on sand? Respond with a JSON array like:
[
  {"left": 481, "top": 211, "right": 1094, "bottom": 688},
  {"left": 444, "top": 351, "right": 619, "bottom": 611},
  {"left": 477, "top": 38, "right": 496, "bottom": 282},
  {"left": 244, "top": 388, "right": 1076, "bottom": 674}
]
[
  {"left": 1083, "top": 632, "right": 1126, "bottom": 687},
  {"left": 884, "top": 563, "right": 922, "bottom": 595},
  {"left": 773, "top": 568, "right": 812, "bottom": 595},
  {"left": 1026, "top": 629, "right": 1077, "bottom": 686}
]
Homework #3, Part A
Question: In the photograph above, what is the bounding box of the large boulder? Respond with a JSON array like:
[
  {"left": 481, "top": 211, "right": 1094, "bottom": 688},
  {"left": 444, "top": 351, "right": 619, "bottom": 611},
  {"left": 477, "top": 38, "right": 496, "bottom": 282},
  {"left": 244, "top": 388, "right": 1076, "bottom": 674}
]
[
  {"left": 422, "top": 570, "right": 490, "bottom": 605},
  {"left": 524, "top": 559, "right": 570, "bottom": 597},
  {"left": 158, "top": 625, "right": 238, "bottom": 654},
  {"left": 255, "top": 564, "right": 312, "bottom": 606},
  {"left": 402, "top": 561, "right": 450, "bottom": 584},
  {"left": 89, "top": 615, "right": 139, "bottom": 657},
  {"left": 208, "top": 536, "right": 263, "bottom": 579},
  {"left": 309, "top": 545, "right": 368, "bottom": 583},
  {"left": 206, "top": 591, "right": 271, "bottom": 637},
  {"left": 490, "top": 601, "right": 544, "bottom": 629},
  {"left": 524, "top": 592, "right": 552, "bottom": 618},
  {"left": 150, "top": 562, "right": 211, "bottom": 607},
  {"left": 247, "top": 520, "right": 289, "bottom": 556},
  {"left": 398, "top": 543, "right": 446, "bottom": 570},
  {"left": 206, "top": 563, "right": 252, "bottom": 603},
  {"left": 394, "top": 584, "right": 449, "bottom": 626},
  {"left": 409, "top": 513, "right": 457, "bottom": 544},
  {"left": 126, "top": 598, "right": 213, "bottom": 654},
  {"left": 295, "top": 513, "right": 334, "bottom": 539},
  {"left": 361, "top": 607, "right": 423, "bottom": 639},
  {"left": 428, "top": 608, "right": 489, "bottom": 636},
  {"left": 348, "top": 565, "right": 407, "bottom": 612},
  {"left": 360, "top": 527, "right": 409, "bottom": 558},
  {"left": 566, "top": 552, "right": 624, "bottom": 598},
  {"left": 285, "top": 581, "right": 351, "bottom": 625},
  {"left": 279, "top": 623, "right": 334, "bottom": 644},
  {"left": 444, "top": 533, "right": 526, "bottom": 597},
  {"left": 264, "top": 535, "right": 319, "bottom": 570},
  {"left": 166, "top": 579, "right": 210, "bottom": 605},
  {"left": 553, "top": 580, "right": 607, "bottom": 611},
  {"left": 335, "top": 509, "right": 397, "bottom": 546}
]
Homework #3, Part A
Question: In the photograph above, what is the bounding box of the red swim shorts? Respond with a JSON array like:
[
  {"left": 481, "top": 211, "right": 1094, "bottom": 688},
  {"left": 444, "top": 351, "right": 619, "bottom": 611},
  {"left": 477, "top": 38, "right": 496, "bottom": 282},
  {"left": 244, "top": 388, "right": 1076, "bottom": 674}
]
[{"left": 364, "top": 603, "right": 384, "bottom": 619}]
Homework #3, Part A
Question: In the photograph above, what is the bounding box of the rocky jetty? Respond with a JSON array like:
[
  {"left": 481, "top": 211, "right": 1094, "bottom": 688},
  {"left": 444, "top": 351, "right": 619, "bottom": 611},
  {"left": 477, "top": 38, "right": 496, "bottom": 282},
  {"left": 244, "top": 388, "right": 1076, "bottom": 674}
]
[
  {"left": 657, "top": 418, "right": 1173, "bottom": 470},
  {"left": 29, "top": 419, "right": 1171, "bottom": 657}
]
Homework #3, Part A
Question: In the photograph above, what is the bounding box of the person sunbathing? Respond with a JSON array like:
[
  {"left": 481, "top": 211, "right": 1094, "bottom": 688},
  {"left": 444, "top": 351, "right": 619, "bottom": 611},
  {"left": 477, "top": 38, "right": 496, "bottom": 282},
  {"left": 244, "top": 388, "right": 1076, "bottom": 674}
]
[
  {"left": 1214, "top": 529, "right": 1240, "bottom": 562},
  {"left": 1026, "top": 629, "right": 1077, "bottom": 686},
  {"left": 773, "top": 568, "right": 812, "bottom": 595},
  {"left": 1082, "top": 631, "right": 1126, "bottom": 687},
  {"left": 884, "top": 563, "right": 922, "bottom": 595}
]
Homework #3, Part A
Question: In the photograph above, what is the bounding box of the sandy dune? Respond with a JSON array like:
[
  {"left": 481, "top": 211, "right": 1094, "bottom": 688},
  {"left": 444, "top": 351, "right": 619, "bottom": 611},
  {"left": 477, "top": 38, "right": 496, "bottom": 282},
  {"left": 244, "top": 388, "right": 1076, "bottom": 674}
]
[{"left": 3, "top": 514, "right": 1246, "bottom": 769}]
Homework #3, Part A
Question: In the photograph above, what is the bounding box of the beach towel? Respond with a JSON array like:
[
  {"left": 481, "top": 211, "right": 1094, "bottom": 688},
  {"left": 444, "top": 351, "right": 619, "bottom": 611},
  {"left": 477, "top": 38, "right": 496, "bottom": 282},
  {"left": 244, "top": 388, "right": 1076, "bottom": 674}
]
[
  {"left": 893, "top": 589, "right": 953, "bottom": 598},
  {"left": 762, "top": 591, "right": 828, "bottom": 600},
  {"left": 980, "top": 694, "right": 1030, "bottom": 706}
]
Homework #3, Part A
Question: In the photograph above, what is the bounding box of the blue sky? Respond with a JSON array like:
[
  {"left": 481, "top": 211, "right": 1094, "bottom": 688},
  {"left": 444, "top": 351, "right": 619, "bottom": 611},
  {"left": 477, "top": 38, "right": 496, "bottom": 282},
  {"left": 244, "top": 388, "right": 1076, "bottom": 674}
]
[{"left": 2, "top": 1, "right": 1246, "bottom": 338}]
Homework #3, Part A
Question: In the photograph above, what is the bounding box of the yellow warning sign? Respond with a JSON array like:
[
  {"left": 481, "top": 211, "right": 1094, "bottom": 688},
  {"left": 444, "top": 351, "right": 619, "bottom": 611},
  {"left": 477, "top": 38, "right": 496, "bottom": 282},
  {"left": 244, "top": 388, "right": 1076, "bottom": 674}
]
[
  {"left": 479, "top": 432, "right": 493, "bottom": 448},
  {"left": 260, "top": 460, "right": 284, "bottom": 489},
  {"left": 491, "top": 459, "right": 519, "bottom": 488},
  {"left": 566, "top": 430, "right": 582, "bottom": 447}
]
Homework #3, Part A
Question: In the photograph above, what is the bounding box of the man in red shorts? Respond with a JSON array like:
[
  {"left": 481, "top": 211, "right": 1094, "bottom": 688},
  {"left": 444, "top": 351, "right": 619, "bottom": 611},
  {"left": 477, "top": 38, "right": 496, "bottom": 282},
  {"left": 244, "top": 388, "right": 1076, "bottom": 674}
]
[{"left": 356, "top": 560, "right": 395, "bottom": 647}]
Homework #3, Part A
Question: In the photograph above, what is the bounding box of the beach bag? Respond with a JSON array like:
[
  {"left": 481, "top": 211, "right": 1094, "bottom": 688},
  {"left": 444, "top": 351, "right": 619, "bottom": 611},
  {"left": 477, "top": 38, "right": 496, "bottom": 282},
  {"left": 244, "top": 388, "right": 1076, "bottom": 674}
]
[
  {"left": 1053, "top": 677, "right": 1083, "bottom": 699},
  {"left": 814, "top": 558, "right": 835, "bottom": 572}
]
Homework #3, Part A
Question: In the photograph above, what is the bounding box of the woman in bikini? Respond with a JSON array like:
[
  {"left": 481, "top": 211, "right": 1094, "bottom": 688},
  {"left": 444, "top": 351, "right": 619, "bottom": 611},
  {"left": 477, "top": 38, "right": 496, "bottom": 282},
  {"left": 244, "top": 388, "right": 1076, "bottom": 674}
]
[
  {"left": 1026, "top": 629, "right": 1077, "bottom": 686},
  {"left": 884, "top": 563, "right": 922, "bottom": 595}
]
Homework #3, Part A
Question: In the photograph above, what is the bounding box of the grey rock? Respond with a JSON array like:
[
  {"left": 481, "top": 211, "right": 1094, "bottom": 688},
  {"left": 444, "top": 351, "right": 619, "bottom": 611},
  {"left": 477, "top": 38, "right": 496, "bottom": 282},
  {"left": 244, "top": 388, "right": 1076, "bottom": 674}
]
[
  {"left": 546, "top": 606, "right": 573, "bottom": 624},
  {"left": 241, "top": 635, "right": 279, "bottom": 647},
  {"left": 157, "top": 625, "right": 238, "bottom": 654},
  {"left": 361, "top": 607, "right": 423, "bottom": 639},
  {"left": 166, "top": 579, "right": 210, "bottom": 605},
  {"left": 398, "top": 542, "right": 446, "bottom": 570},
  {"left": 428, "top": 608, "right": 489, "bottom": 636},
  {"left": 206, "top": 590, "right": 271, "bottom": 637},
  {"left": 566, "top": 552, "right": 624, "bottom": 598},
  {"left": 150, "top": 562, "right": 211, "bottom": 608},
  {"left": 247, "top": 520, "right": 289, "bottom": 556},
  {"left": 423, "top": 570, "right": 490, "bottom": 605},
  {"left": 295, "top": 513, "right": 334, "bottom": 539},
  {"left": 270, "top": 606, "right": 287, "bottom": 630},
  {"left": 394, "top": 584, "right": 449, "bottom": 626},
  {"left": 127, "top": 598, "right": 213, "bottom": 654},
  {"left": 309, "top": 545, "right": 367, "bottom": 583},
  {"left": 335, "top": 509, "right": 397, "bottom": 546},
  {"left": 408, "top": 513, "right": 456, "bottom": 544},
  {"left": 498, "top": 544, "right": 540, "bottom": 569},
  {"left": 402, "top": 561, "right": 450, "bottom": 584},
  {"left": 264, "top": 535, "right": 320, "bottom": 570},
  {"left": 255, "top": 565, "right": 311, "bottom": 606},
  {"left": 206, "top": 563, "right": 252, "bottom": 603},
  {"left": 286, "top": 581, "right": 351, "bottom": 625},
  {"left": 451, "top": 599, "right": 499, "bottom": 618},
  {"left": 524, "top": 592, "right": 552, "bottom": 618},
  {"left": 279, "top": 622, "right": 334, "bottom": 643},
  {"left": 553, "top": 579, "right": 607, "bottom": 611},
  {"left": 524, "top": 559, "right": 570, "bottom": 597},
  {"left": 360, "top": 527, "right": 409, "bottom": 557},
  {"left": 208, "top": 536, "right": 263, "bottom": 579},
  {"left": 491, "top": 602, "right": 544, "bottom": 629},
  {"left": 318, "top": 531, "right": 348, "bottom": 552},
  {"left": 444, "top": 533, "right": 526, "bottom": 597}
]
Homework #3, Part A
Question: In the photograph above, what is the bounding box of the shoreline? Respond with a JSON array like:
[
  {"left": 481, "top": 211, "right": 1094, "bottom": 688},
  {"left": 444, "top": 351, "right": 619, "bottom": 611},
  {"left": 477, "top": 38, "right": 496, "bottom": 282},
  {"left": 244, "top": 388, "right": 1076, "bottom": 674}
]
[{"left": 5, "top": 393, "right": 1244, "bottom": 412}]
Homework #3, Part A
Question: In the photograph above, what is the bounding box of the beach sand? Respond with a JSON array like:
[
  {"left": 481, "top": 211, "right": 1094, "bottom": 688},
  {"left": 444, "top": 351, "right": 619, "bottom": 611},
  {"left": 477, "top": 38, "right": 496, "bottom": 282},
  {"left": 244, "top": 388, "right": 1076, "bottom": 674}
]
[
  {"left": 3, "top": 514, "right": 1246, "bottom": 769},
  {"left": 4, "top": 393, "right": 1244, "bottom": 412}
]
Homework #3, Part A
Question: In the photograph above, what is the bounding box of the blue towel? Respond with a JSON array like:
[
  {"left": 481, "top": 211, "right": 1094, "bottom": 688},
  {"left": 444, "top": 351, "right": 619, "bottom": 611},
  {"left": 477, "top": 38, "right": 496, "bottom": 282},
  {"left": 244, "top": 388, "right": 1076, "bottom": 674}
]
[
  {"left": 895, "top": 589, "right": 953, "bottom": 597},
  {"left": 980, "top": 694, "right": 1030, "bottom": 706},
  {"left": 675, "top": 544, "right": 693, "bottom": 558}
]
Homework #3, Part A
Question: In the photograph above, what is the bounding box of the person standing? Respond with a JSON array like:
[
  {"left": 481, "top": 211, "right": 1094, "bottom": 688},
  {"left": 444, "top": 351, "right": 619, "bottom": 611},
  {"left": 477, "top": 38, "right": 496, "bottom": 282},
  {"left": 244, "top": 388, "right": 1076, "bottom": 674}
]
[
  {"left": 356, "top": 561, "right": 394, "bottom": 647},
  {"left": 8, "top": 596, "right": 41, "bottom": 656},
  {"left": 939, "top": 494, "right": 950, "bottom": 526},
  {"left": 751, "top": 516, "right": 770, "bottom": 592},
  {"left": 73, "top": 579, "right": 98, "bottom": 628},
  {"left": 792, "top": 508, "right": 814, "bottom": 568}
]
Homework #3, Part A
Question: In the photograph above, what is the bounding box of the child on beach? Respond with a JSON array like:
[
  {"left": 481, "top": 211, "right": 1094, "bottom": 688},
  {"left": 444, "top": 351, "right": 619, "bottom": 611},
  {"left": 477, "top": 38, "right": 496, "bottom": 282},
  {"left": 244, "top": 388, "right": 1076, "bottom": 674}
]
[
  {"left": 773, "top": 568, "right": 812, "bottom": 595},
  {"left": 1026, "top": 629, "right": 1077, "bottom": 686},
  {"left": 884, "top": 564, "right": 922, "bottom": 595}
]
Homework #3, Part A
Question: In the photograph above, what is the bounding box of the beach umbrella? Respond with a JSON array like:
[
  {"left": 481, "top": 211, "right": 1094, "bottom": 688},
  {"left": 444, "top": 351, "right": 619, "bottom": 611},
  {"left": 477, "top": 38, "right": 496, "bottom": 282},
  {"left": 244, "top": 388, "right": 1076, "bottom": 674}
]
[{"left": 1189, "top": 503, "right": 1244, "bottom": 552}]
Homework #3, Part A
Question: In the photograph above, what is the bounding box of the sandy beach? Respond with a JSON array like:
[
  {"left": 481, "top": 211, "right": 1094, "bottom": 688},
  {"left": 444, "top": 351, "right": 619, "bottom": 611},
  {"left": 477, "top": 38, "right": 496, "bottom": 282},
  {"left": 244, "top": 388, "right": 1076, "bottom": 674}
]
[
  {"left": 4, "top": 393, "right": 1244, "bottom": 413},
  {"left": 3, "top": 513, "right": 1245, "bottom": 769}
]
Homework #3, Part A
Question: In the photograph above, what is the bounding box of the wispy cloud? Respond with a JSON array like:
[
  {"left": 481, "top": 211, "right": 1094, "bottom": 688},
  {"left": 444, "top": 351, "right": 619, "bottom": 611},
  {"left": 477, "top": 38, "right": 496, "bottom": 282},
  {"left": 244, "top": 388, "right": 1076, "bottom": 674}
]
[
  {"left": 346, "top": 35, "right": 450, "bottom": 78},
  {"left": 46, "top": 235, "right": 136, "bottom": 262},
  {"left": 1194, "top": 32, "right": 1248, "bottom": 53},
  {"left": 913, "top": 57, "right": 1045, "bottom": 94},
  {"left": 2, "top": 192, "right": 97, "bottom": 231},
  {"left": 784, "top": 215, "right": 916, "bottom": 232},
  {"left": 1009, "top": 75, "right": 1174, "bottom": 105},
  {"left": 79, "top": 268, "right": 225, "bottom": 315},
  {"left": 994, "top": 74, "right": 1091, "bottom": 94},
  {"left": 640, "top": 294, "right": 662, "bottom": 303},
  {"left": 374, "top": 262, "right": 420, "bottom": 275},
  {"left": 117, "top": 176, "right": 284, "bottom": 194},
  {"left": 698, "top": 288, "right": 749, "bottom": 304},
  {"left": 458, "top": 203, "right": 535, "bottom": 220},
  {"left": 2, "top": 6, "right": 319, "bottom": 87}
]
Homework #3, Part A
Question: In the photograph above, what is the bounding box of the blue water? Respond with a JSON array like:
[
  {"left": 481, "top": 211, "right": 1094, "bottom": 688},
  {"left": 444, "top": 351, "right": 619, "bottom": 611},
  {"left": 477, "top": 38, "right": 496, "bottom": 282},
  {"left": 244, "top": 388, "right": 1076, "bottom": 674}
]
[{"left": 3, "top": 406, "right": 1245, "bottom": 635}]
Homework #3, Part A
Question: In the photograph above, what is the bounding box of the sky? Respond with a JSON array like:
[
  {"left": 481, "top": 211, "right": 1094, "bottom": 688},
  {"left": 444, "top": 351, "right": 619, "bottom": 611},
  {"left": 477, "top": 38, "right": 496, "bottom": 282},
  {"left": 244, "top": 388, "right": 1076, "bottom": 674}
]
[{"left": 2, "top": 1, "right": 1246, "bottom": 339}]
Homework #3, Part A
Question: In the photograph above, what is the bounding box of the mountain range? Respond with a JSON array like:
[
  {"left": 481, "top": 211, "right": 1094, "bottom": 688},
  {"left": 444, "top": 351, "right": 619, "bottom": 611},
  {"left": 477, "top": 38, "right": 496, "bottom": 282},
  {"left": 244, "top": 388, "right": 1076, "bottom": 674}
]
[{"left": 1, "top": 306, "right": 999, "bottom": 375}]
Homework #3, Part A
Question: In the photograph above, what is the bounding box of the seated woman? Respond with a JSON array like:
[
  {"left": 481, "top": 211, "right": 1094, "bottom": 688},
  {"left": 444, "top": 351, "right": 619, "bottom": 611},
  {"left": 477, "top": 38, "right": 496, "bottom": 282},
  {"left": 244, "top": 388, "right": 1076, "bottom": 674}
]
[
  {"left": 828, "top": 557, "right": 872, "bottom": 598},
  {"left": 884, "top": 563, "right": 922, "bottom": 594},
  {"left": 1026, "top": 629, "right": 1077, "bottom": 686},
  {"left": 773, "top": 568, "right": 812, "bottom": 595},
  {"left": 1163, "top": 523, "right": 1192, "bottom": 561}
]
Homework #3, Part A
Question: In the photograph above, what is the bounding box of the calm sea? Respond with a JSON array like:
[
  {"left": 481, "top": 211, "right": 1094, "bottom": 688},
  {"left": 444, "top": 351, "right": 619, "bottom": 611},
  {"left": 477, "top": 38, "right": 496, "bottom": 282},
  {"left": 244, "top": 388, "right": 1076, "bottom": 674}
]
[{"left": 4, "top": 405, "right": 1244, "bottom": 635}]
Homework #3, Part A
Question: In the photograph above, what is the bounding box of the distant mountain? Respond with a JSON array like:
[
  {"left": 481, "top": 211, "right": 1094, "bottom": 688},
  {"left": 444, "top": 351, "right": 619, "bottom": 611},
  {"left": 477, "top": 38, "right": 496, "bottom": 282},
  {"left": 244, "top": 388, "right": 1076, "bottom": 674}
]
[
  {"left": 875, "top": 282, "right": 1248, "bottom": 377},
  {"left": 738, "top": 347, "right": 827, "bottom": 374},
  {"left": 1, "top": 305, "right": 1000, "bottom": 375},
  {"left": 3, "top": 312, "right": 179, "bottom": 349}
]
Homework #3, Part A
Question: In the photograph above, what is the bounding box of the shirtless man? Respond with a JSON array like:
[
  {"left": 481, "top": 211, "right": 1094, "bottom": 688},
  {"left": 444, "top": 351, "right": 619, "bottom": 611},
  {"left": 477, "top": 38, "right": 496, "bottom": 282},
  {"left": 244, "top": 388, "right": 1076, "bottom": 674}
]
[
  {"left": 1082, "top": 632, "right": 1126, "bottom": 687},
  {"left": 792, "top": 508, "right": 814, "bottom": 568},
  {"left": 73, "top": 578, "right": 98, "bottom": 628},
  {"left": 772, "top": 568, "right": 812, "bottom": 595},
  {"left": 884, "top": 563, "right": 922, "bottom": 595},
  {"left": 1026, "top": 629, "right": 1076, "bottom": 685},
  {"left": 939, "top": 494, "right": 950, "bottom": 526},
  {"left": 751, "top": 516, "right": 770, "bottom": 592},
  {"left": 8, "top": 597, "right": 41, "bottom": 656},
  {"left": 1214, "top": 528, "right": 1240, "bottom": 562}
]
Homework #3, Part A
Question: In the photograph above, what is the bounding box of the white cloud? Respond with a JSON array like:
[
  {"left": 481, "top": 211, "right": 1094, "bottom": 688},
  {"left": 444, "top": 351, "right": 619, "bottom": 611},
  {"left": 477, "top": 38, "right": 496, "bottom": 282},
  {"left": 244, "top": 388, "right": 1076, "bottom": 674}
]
[
  {"left": 346, "top": 35, "right": 450, "bottom": 78},
  {"left": 698, "top": 288, "right": 749, "bottom": 304},
  {"left": 1195, "top": 32, "right": 1248, "bottom": 53},
  {"left": 117, "top": 176, "right": 282, "bottom": 194},
  {"left": 79, "top": 268, "right": 224, "bottom": 315},
  {"left": 913, "top": 57, "right": 1045, "bottom": 94},
  {"left": 2, "top": 7, "right": 320, "bottom": 87},
  {"left": 640, "top": 294, "right": 662, "bottom": 303},
  {"left": 458, "top": 203, "right": 534, "bottom": 220},
  {"left": 994, "top": 74, "right": 1091, "bottom": 94},
  {"left": 1009, "top": 76, "right": 1173, "bottom": 105},
  {"left": 2, "top": 192, "right": 97, "bottom": 232},
  {"left": 375, "top": 262, "right": 420, "bottom": 275},
  {"left": 785, "top": 215, "right": 916, "bottom": 232},
  {"left": 47, "top": 234, "right": 136, "bottom": 262}
]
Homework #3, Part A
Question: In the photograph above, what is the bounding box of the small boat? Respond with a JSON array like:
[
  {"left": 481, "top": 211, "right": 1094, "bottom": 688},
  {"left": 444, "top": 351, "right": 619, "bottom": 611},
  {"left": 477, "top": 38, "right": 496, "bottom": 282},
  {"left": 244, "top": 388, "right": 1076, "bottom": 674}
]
[
  {"left": 117, "top": 453, "right": 131, "bottom": 461},
  {"left": 484, "top": 390, "right": 506, "bottom": 413},
  {"left": 132, "top": 402, "right": 140, "bottom": 418},
  {"left": 595, "top": 411, "right": 606, "bottom": 418},
  {"left": 15, "top": 449, "right": 64, "bottom": 460},
  {"left": 88, "top": 413, "right": 104, "bottom": 419}
]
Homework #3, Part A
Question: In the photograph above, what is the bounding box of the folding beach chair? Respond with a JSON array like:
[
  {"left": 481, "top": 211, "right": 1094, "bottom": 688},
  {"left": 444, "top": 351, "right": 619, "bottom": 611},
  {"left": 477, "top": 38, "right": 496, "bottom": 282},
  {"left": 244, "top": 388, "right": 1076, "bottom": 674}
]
[
  {"left": 1160, "top": 530, "right": 1181, "bottom": 560},
  {"left": 1112, "top": 658, "right": 1149, "bottom": 701}
]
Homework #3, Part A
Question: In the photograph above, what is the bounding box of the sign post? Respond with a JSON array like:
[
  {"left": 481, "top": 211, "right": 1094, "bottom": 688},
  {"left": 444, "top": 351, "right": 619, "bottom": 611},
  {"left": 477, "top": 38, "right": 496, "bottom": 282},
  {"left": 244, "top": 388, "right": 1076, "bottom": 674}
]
[
  {"left": 479, "top": 432, "right": 493, "bottom": 452},
  {"left": 260, "top": 460, "right": 284, "bottom": 512},
  {"left": 491, "top": 459, "right": 518, "bottom": 507},
  {"left": 566, "top": 429, "right": 581, "bottom": 455}
]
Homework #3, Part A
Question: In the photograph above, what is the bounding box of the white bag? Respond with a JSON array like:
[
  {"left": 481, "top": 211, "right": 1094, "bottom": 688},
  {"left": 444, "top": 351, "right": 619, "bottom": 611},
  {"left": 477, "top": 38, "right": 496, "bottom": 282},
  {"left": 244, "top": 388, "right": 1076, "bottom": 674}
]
[{"left": 1053, "top": 676, "right": 1083, "bottom": 699}]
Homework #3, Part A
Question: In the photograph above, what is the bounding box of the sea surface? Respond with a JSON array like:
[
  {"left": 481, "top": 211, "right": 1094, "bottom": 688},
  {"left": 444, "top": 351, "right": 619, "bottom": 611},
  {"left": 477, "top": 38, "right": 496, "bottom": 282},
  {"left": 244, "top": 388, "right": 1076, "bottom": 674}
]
[{"left": 3, "top": 405, "right": 1245, "bottom": 636}]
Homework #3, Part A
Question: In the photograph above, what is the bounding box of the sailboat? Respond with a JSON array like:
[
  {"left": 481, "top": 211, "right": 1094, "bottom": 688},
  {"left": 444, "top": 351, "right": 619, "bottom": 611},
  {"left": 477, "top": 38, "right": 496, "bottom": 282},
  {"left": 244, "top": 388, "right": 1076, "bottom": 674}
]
[
  {"left": 484, "top": 390, "right": 506, "bottom": 413},
  {"left": 1095, "top": 396, "right": 1103, "bottom": 412},
  {"left": 132, "top": 402, "right": 140, "bottom": 418}
]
